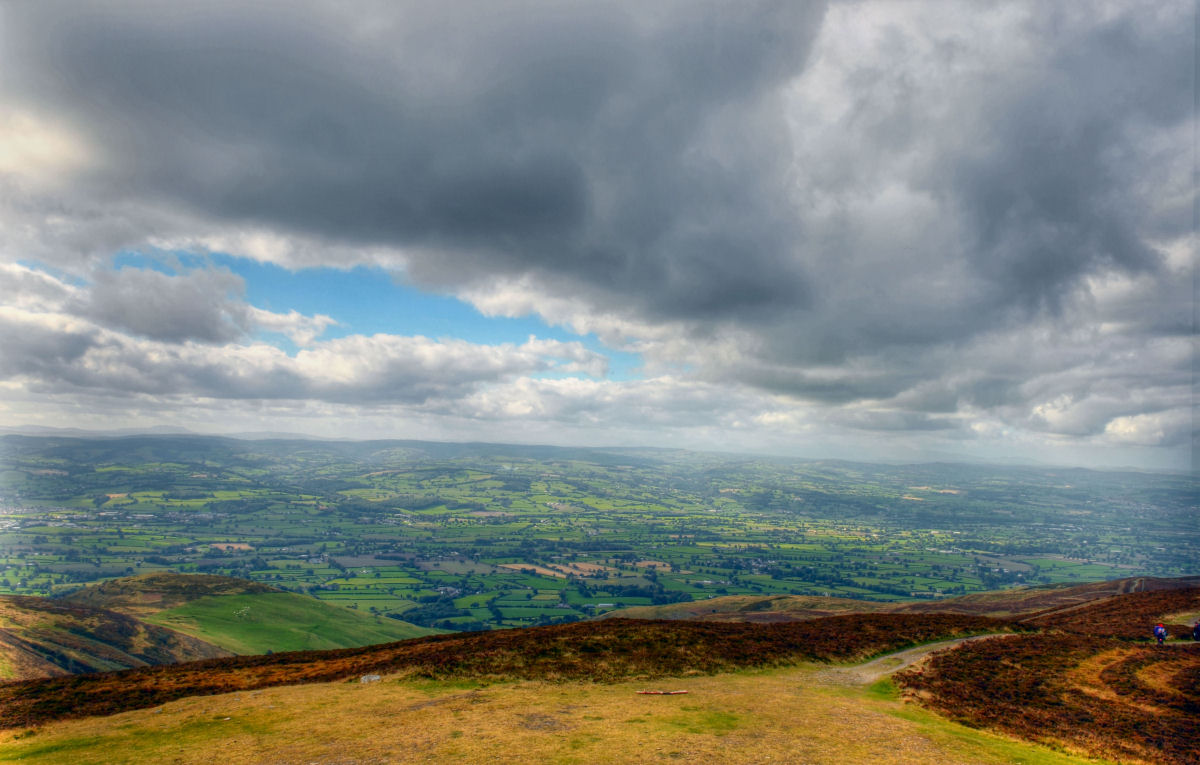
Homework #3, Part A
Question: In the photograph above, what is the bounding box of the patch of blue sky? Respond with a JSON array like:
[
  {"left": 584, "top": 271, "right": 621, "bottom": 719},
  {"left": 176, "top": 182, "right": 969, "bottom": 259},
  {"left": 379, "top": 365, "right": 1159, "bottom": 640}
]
[{"left": 106, "top": 250, "right": 642, "bottom": 380}]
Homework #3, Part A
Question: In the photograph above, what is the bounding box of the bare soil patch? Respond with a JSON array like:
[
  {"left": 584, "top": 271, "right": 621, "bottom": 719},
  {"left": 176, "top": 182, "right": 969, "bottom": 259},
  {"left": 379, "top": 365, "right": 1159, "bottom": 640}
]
[{"left": 496, "top": 563, "right": 566, "bottom": 578}]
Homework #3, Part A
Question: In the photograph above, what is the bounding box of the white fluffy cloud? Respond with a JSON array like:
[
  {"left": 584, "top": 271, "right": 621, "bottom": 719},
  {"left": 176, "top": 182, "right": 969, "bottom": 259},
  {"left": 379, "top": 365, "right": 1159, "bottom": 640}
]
[{"left": 0, "top": 305, "right": 605, "bottom": 407}]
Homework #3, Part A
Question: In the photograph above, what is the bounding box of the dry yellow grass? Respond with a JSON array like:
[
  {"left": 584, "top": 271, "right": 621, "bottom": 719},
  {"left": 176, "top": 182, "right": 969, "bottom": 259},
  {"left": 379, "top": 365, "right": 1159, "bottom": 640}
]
[{"left": 0, "top": 663, "right": 1096, "bottom": 764}]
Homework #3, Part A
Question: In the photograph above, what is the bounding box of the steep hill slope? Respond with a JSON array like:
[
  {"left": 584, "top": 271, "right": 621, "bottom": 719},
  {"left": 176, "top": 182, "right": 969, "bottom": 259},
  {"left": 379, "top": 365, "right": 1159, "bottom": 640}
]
[
  {"left": 0, "top": 595, "right": 228, "bottom": 680},
  {"left": 1018, "top": 585, "right": 1200, "bottom": 638},
  {"left": 61, "top": 572, "right": 436, "bottom": 655}
]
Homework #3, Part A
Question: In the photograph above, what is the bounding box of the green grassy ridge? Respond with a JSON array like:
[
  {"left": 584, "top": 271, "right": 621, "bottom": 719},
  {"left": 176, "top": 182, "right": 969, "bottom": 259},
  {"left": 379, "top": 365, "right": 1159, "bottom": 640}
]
[
  {"left": 62, "top": 572, "right": 276, "bottom": 616},
  {"left": 142, "top": 592, "right": 437, "bottom": 654}
]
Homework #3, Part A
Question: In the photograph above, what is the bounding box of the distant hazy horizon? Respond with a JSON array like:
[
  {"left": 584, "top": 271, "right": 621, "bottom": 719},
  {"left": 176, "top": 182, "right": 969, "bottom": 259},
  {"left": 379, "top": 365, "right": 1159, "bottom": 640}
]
[{"left": 2, "top": 426, "right": 1190, "bottom": 475}]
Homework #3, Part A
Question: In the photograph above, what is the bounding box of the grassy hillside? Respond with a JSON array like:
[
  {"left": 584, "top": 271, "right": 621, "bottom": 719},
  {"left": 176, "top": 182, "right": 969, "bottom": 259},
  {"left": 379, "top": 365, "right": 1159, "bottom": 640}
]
[
  {"left": 60, "top": 572, "right": 435, "bottom": 656},
  {"left": 142, "top": 592, "right": 434, "bottom": 654},
  {"left": 60, "top": 572, "right": 276, "bottom": 618},
  {"left": 0, "top": 595, "right": 228, "bottom": 681}
]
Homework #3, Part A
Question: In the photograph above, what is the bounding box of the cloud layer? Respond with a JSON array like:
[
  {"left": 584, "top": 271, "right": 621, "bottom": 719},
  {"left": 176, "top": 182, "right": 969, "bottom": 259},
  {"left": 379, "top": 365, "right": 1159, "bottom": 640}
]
[{"left": 0, "top": 0, "right": 1193, "bottom": 468}]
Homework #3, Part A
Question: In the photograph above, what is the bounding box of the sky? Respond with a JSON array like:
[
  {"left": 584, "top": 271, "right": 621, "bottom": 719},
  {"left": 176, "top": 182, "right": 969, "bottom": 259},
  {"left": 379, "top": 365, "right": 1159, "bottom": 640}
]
[{"left": 0, "top": 0, "right": 1194, "bottom": 471}]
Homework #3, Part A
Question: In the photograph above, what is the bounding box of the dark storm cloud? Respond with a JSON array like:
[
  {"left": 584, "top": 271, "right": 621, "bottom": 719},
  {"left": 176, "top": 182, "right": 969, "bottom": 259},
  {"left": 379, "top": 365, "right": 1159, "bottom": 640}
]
[
  {"left": 829, "top": 409, "right": 958, "bottom": 433},
  {"left": 943, "top": 9, "right": 1186, "bottom": 312},
  {"left": 0, "top": 0, "right": 824, "bottom": 321},
  {"left": 0, "top": 0, "right": 1192, "bottom": 455},
  {"left": 2, "top": 1, "right": 1184, "bottom": 342},
  {"left": 777, "top": 3, "right": 1188, "bottom": 355}
]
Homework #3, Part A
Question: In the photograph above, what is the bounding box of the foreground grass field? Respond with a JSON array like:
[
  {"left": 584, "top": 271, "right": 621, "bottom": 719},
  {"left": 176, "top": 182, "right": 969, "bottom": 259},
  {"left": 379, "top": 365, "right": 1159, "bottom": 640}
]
[
  {"left": 2, "top": 582, "right": 1195, "bottom": 763},
  {"left": 0, "top": 615, "right": 1019, "bottom": 730},
  {"left": 0, "top": 660, "right": 1097, "bottom": 765}
]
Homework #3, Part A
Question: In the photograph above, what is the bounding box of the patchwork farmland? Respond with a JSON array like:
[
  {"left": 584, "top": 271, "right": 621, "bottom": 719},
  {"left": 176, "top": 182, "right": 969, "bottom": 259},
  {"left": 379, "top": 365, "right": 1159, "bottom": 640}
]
[{"left": 0, "top": 435, "right": 1194, "bottom": 631}]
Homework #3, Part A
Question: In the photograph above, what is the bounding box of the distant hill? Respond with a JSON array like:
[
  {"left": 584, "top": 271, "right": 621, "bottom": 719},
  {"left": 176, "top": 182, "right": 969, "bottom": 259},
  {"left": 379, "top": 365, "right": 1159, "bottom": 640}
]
[
  {"left": 600, "top": 594, "right": 894, "bottom": 623},
  {"left": 60, "top": 572, "right": 276, "bottom": 617},
  {"left": 62, "top": 572, "right": 437, "bottom": 655},
  {"left": 0, "top": 594, "right": 228, "bottom": 680},
  {"left": 890, "top": 574, "right": 1200, "bottom": 618},
  {"left": 605, "top": 575, "right": 1200, "bottom": 623}
]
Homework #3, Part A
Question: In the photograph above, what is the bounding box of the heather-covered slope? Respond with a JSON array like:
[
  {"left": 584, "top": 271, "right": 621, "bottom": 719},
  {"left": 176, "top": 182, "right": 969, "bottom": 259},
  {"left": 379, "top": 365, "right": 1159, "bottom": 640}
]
[
  {"left": 604, "top": 594, "right": 893, "bottom": 623},
  {"left": 607, "top": 575, "right": 1200, "bottom": 623},
  {"left": 892, "top": 575, "right": 1200, "bottom": 618},
  {"left": 896, "top": 582, "right": 1200, "bottom": 765},
  {"left": 898, "top": 636, "right": 1199, "bottom": 765}
]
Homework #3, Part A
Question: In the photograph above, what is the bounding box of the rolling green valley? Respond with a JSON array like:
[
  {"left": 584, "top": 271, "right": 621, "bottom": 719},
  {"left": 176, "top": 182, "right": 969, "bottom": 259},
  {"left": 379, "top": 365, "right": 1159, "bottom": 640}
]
[{"left": 1, "top": 435, "right": 1193, "bottom": 632}]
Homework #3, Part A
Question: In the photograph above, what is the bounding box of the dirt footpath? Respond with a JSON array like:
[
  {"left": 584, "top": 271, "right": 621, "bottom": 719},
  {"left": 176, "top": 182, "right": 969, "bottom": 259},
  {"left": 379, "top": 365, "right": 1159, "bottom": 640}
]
[{"left": 813, "top": 634, "right": 1009, "bottom": 686}]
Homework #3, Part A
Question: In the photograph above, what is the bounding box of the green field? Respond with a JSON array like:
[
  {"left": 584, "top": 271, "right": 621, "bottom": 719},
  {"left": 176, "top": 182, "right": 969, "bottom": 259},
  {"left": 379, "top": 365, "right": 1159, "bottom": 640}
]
[{"left": 143, "top": 591, "right": 433, "bottom": 654}]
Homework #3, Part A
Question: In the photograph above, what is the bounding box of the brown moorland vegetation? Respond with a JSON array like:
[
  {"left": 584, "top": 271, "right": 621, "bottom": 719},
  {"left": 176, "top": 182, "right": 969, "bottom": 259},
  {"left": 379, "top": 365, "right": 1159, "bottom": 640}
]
[
  {"left": 898, "top": 575, "right": 1200, "bottom": 617},
  {"left": 896, "top": 584, "right": 1200, "bottom": 765},
  {"left": 609, "top": 576, "right": 1200, "bottom": 624},
  {"left": 604, "top": 594, "right": 893, "bottom": 623},
  {"left": 1020, "top": 587, "right": 1200, "bottom": 639},
  {"left": 0, "top": 613, "right": 1017, "bottom": 731},
  {"left": 896, "top": 634, "right": 1200, "bottom": 765}
]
